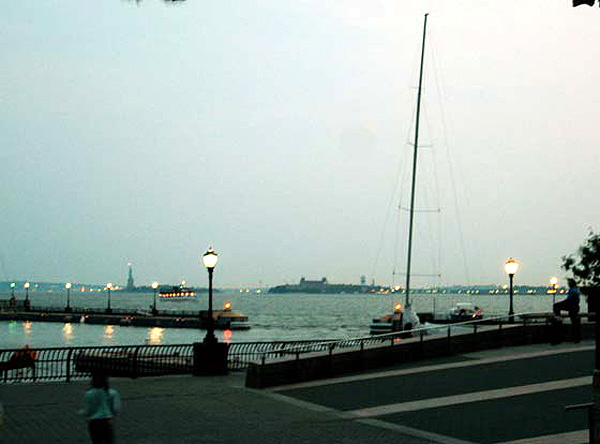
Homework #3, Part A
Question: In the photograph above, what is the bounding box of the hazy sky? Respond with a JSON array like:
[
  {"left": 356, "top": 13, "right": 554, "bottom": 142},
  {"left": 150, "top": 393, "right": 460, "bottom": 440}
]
[{"left": 2, "top": 1, "right": 599, "bottom": 288}]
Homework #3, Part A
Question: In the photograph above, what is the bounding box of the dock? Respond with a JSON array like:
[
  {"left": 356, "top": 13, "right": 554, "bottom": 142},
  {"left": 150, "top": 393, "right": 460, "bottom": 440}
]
[{"left": 0, "top": 307, "right": 246, "bottom": 330}]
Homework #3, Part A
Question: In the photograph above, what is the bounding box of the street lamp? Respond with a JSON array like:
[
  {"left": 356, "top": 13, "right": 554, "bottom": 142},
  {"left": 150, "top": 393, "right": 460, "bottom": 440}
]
[
  {"left": 106, "top": 282, "right": 113, "bottom": 313},
  {"left": 504, "top": 258, "right": 519, "bottom": 323},
  {"left": 151, "top": 281, "right": 159, "bottom": 315},
  {"left": 65, "top": 282, "right": 72, "bottom": 312},
  {"left": 550, "top": 276, "right": 558, "bottom": 305},
  {"left": 202, "top": 247, "right": 219, "bottom": 344},
  {"left": 24, "top": 282, "right": 31, "bottom": 311}
]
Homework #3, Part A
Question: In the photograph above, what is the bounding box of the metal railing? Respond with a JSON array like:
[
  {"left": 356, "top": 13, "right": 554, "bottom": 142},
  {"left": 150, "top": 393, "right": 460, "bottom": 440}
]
[
  {"left": 248, "top": 311, "right": 555, "bottom": 365},
  {"left": 0, "top": 311, "right": 555, "bottom": 384},
  {"left": 0, "top": 344, "right": 194, "bottom": 384}
]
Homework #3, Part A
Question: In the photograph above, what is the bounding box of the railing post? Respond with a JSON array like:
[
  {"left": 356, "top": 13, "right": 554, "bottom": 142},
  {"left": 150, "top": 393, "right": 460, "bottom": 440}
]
[
  {"left": 132, "top": 346, "right": 141, "bottom": 378},
  {"left": 66, "top": 348, "right": 73, "bottom": 383}
]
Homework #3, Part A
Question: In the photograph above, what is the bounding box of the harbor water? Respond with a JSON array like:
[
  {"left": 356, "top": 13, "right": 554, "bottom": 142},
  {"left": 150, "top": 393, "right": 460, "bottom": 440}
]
[{"left": 0, "top": 290, "right": 580, "bottom": 349}]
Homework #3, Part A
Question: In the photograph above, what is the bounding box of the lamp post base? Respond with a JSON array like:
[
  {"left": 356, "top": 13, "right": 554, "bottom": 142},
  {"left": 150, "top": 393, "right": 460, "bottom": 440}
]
[{"left": 193, "top": 341, "right": 229, "bottom": 376}]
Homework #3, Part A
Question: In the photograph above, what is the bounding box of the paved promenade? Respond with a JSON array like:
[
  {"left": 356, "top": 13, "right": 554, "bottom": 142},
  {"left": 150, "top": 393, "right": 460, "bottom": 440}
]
[{"left": 0, "top": 340, "right": 596, "bottom": 443}]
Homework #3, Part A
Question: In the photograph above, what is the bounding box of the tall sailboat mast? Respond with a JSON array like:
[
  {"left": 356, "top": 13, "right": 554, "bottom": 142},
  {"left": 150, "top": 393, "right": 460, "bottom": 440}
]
[{"left": 405, "top": 13, "right": 429, "bottom": 307}]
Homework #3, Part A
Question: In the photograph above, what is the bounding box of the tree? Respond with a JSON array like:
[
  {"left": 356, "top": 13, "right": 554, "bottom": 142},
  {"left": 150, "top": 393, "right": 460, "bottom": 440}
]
[
  {"left": 573, "top": 0, "right": 595, "bottom": 6},
  {"left": 562, "top": 230, "right": 600, "bottom": 288}
]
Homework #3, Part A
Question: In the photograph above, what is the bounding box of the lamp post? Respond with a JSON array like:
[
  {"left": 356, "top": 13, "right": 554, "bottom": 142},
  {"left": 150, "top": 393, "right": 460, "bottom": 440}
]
[
  {"left": 106, "top": 282, "right": 113, "bottom": 313},
  {"left": 151, "top": 281, "right": 159, "bottom": 315},
  {"left": 24, "top": 282, "right": 31, "bottom": 311},
  {"left": 65, "top": 282, "right": 72, "bottom": 312},
  {"left": 193, "top": 246, "right": 228, "bottom": 376},
  {"left": 504, "top": 258, "right": 519, "bottom": 323},
  {"left": 550, "top": 276, "right": 558, "bottom": 305},
  {"left": 202, "top": 247, "right": 219, "bottom": 344}
]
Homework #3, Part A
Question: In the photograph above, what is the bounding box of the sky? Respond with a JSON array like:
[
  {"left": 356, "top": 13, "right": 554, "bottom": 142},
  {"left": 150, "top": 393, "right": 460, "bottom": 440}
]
[{"left": 2, "top": 0, "right": 600, "bottom": 289}]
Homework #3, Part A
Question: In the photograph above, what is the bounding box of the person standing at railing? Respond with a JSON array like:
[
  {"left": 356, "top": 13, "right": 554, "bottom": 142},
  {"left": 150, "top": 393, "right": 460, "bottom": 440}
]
[
  {"left": 83, "top": 371, "right": 121, "bottom": 444},
  {"left": 553, "top": 278, "right": 581, "bottom": 343}
]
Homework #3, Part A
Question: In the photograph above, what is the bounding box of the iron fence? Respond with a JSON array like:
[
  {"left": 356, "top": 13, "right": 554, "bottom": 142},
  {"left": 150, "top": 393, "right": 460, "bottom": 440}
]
[{"left": 0, "top": 311, "right": 554, "bottom": 384}]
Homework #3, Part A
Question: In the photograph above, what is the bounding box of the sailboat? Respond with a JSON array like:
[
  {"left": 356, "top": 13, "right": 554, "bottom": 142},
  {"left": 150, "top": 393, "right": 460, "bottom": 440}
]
[{"left": 370, "top": 14, "right": 429, "bottom": 335}]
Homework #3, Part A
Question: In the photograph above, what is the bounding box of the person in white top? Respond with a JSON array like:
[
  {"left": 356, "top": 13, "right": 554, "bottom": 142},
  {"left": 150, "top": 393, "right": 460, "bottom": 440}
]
[{"left": 83, "top": 371, "right": 121, "bottom": 444}]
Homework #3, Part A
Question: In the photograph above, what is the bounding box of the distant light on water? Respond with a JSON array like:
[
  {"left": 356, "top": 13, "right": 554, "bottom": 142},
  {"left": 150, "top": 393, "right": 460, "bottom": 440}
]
[{"left": 23, "top": 321, "right": 32, "bottom": 336}]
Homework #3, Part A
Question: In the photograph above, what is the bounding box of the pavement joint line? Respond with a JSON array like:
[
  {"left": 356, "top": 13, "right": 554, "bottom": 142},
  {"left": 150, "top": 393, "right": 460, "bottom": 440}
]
[
  {"left": 356, "top": 418, "right": 479, "bottom": 444},
  {"left": 495, "top": 429, "right": 588, "bottom": 444},
  {"left": 269, "top": 344, "right": 594, "bottom": 392},
  {"left": 253, "top": 383, "right": 476, "bottom": 443},
  {"left": 347, "top": 376, "right": 592, "bottom": 417},
  {"left": 252, "top": 388, "right": 341, "bottom": 414}
]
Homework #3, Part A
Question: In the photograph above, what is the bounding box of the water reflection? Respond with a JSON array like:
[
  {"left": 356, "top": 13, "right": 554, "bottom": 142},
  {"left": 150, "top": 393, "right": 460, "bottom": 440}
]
[
  {"left": 23, "top": 321, "right": 32, "bottom": 337},
  {"left": 147, "top": 327, "right": 164, "bottom": 344},
  {"left": 104, "top": 325, "right": 114, "bottom": 340},
  {"left": 63, "top": 323, "right": 74, "bottom": 342},
  {"left": 223, "top": 330, "right": 232, "bottom": 343}
]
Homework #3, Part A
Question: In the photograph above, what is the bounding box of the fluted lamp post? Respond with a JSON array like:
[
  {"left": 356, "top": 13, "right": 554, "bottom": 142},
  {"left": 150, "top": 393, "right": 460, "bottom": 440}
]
[
  {"left": 504, "top": 258, "right": 519, "bottom": 323},
  {"left": 193, "top": 247, "right": 228, "bottom": 376},
  {"left": 24, "top": 282, "right": 31, "bottom": 311},
  {"left": 65, "top": 282, "right": 72, "bottom": 312},
  {"left": 106, "top": 282, "right": 113, "bottom": 313},
  {"left": 550, "top": 276, "right": 558, "bottom": 305},
  {"left": 151, "top": 281, "right": 159, "bottom": 315},
  {"left": 202, "top": 247, "right": 219, "bottom": 344}
]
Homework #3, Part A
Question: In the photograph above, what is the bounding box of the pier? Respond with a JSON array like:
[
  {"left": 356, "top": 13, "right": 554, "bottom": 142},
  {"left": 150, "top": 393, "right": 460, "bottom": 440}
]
[
  {"left": 1, "top": 338, "right": 596, "bottom": 443},
  {"left": 1, "top": 311, "right": 597, "bottom": 442},
  {"left": 0, "top": 306, "right": 245, "bottom": 330}
]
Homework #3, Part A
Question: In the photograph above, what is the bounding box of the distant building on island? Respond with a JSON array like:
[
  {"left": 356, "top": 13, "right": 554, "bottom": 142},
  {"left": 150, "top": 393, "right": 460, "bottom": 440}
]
[
  {"left": 298, "top": 277, "right": 327, "bottom": 291},
  {"left": 269, "top": 277, "right": 381, "bottom": 294}
]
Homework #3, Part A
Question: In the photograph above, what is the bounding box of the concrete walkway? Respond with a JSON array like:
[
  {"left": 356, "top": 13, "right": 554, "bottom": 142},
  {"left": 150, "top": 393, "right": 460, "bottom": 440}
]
[
  {"left": 1, "top": 372, "right": 435, "bottom": 444},
  {"left": 0, "top": 341, "right": 596, "bottom": 444}
]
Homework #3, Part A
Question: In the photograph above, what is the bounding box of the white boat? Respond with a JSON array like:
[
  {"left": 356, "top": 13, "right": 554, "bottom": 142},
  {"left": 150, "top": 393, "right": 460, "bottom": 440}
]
[
  {"left": 447, "top": 303, "right": 483, "bottom": 323},
  {"left": 370, "top": 14, "right": 430, "bottom": 336},
  {"left": 370, "top": 303, "right": 420, "bottom": 335},
  {"left": 159, "top": 286, "right": 196, "bottom": 300}
]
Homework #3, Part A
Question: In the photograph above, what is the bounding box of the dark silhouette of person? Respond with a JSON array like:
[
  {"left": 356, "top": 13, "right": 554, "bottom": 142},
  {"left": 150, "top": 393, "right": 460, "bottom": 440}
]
[
  {"left": 553, "top": 278, "right": 581, "bottom": 342},
  {"left": 83, "top": 371, "right": 120, "bottom": 444}
]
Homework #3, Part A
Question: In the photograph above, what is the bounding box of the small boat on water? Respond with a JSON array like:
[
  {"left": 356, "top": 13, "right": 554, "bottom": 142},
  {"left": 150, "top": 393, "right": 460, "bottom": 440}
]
[
  {"left": 446, "top": 302, "right": 483, "bottom": 323},
  {"left": 370, "top": 303, "right": 420, "bottom": 335},
  {"left": 202, "top": 302, "right": 251, "bottom": 330}
]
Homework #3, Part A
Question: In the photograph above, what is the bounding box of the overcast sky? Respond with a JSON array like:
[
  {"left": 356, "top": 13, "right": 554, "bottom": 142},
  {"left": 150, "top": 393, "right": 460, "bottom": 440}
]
[{"left": 2, "top": 1, "right": 599, "bottom": 288}]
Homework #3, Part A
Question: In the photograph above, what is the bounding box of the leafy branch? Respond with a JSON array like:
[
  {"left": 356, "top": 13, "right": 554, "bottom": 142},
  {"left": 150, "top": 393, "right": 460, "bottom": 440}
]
[{"left": 562, "top": 230, "right": 600, "bottom": 287}]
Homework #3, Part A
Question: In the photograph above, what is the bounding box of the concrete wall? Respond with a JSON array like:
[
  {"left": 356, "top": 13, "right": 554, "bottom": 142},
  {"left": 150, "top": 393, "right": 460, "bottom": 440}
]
[{"left": 246, "top": 322, "right": 595, "bottom": 389}]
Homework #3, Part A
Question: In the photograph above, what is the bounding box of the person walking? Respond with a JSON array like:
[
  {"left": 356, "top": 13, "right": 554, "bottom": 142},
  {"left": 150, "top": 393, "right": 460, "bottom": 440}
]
[
  {"left": 83, "top": 371, "right": 121, "bottom": 444},
  {"left": 553, "top": 278, "right": 581, "bottom": 342}
]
